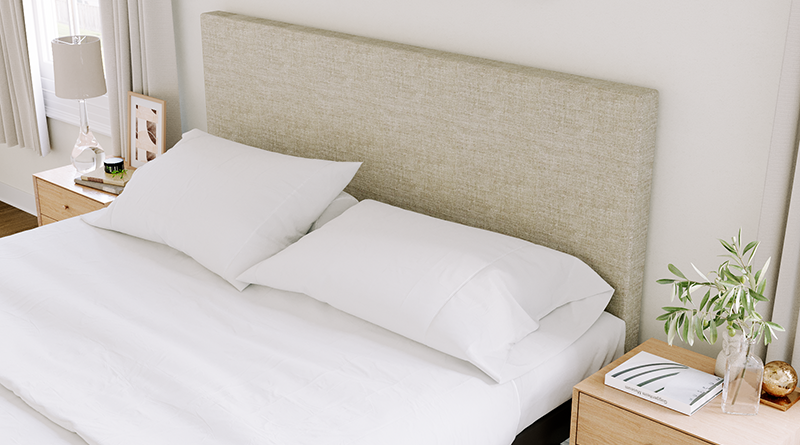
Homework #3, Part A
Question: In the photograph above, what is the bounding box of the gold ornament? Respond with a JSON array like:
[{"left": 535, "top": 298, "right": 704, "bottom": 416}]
[{"left": 763, "top": 361, "right": 798, "bottom": 398}]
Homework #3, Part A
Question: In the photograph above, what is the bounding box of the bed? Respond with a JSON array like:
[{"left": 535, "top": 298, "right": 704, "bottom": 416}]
[{"left": 0, "top": 10, "right": 658, "bottom": 445}]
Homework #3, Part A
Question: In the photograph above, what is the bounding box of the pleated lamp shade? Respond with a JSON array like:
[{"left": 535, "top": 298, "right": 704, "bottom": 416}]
[{"left": 52, "top": 35, "right": 107, "bottom": 100}]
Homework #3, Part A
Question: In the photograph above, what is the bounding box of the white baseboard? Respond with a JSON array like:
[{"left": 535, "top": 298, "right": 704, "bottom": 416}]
[{"left": 0, "top": 183, "right": 36, "bottom": 215}]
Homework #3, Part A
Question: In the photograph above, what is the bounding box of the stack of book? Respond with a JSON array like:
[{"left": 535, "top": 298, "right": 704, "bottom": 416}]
[
  {"left": 604, "top": 351, "right": 723, "bottom": 415},
  {"left": 74, "top": 168, "right": 133, "bottom": 195}
]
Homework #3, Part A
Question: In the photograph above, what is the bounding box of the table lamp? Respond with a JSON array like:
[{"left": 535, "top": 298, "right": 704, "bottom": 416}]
[{"left": 52, "top": 35, "right": 106, "bottom": 174}]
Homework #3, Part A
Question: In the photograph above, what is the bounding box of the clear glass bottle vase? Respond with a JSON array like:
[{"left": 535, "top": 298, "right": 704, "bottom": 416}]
[
  {"left": 715, "top": 331, "right": 743, "bottom": 377},
  {"left": 721, "top": 336, "right": 763, "bottom": 415}
]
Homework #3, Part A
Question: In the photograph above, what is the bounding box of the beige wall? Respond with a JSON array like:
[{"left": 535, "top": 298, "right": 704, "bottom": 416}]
[{"left": 1, "top": 0, "right": 794, "bottom": 357}]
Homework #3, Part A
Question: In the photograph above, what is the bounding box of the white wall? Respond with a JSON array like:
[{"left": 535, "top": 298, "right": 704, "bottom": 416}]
[{"left": 1, "top": 0, "right": 793, "bottom": 358}]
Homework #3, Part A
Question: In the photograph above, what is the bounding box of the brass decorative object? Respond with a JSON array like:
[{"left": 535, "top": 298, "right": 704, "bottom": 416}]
[
  {"left": 763, "top": 361, "right": 798, "bottom": 397},
  {"left": 760, "top": 360, "right": 800, "bottom": 411}
]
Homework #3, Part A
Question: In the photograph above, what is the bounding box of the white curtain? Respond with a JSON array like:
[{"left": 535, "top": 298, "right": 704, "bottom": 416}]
[
  {"left": 99, "top": 0, "right": 182, "bottom": 159},
  {"left": 0, "top": 0, "right": 49, "bottom": 155},
  {"left": 766, "top": 155, "right": 800, "bottom": 367},
  {"left": 764, "top": 0, "right": 800, "bottom": 367}
]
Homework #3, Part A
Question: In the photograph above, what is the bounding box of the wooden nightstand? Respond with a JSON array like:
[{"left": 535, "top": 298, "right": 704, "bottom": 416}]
[
  {"left": 570, "top": 338, "right": 800, "bottom": 445},
  {"left": 33, "top": 165, "right": 116, "bottom": 226}
]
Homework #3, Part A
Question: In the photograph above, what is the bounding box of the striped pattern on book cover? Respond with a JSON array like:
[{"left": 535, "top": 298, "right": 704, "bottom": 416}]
[{"left": 604, "top": 351, "right": 723, "bottom": 415}]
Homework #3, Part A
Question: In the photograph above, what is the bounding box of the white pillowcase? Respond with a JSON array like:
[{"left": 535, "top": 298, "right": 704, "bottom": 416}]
[
  {"left": 83, "top": 129, "right": 360, "bottom": 290},
  {"left": 309, "top": 191, "right": 358, "bottom": 232},
  {"left": 238, "top": 199, "right": 613, "bottom": 382}
]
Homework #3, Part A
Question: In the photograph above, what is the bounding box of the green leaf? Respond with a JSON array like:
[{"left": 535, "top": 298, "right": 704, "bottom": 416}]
[
  {"left": 757, "top": 278, "right": 767, "bottom": 295},
  {"left": 710, "top": 322, "right": 718, "bottom": 344},
  {"left": 668, "top": 264, "right": 686, "bottom": 279},
  {"left": 699, "top": 290, "right": 711, "bottom": 312},
  {"left": 761, "top": 257, "right": 771, "bottom": 280},
  {"left": 722, "top": 268, "right": 744, "bottom": 284},
  {"left": 680, "top": 312, "right": 689, "bottom": 343},
  {"left": 657, "top": 278, "right": 677, "bottom": 285},
  {"left": 667, "top": 316, "right": 677, "bottom": 345},
  {"left": 748, "top": 289, "right": 768, "bottom": 302},
  {"left": 678, "top": 284, "right": 692, "bottom": 304},
  {"left": 748, "top": 240, "right": 760, "bottom": 262},
  {"left": 743, "top": 240, "right": 758, "bottom": 256},
  {"left": 691, "top": 263, "right": 710, "bottom": 283},
  {"left": 694, "top": 313, "right": 705, "bottom": 343},
  {"left": 706, "top": 295, "right": 720, "bottom": 311},
  {"left": 727, "top": 313, "right": 742, "bottom": 322},
  {"left": 656, "top": 313, "right": 672, "bottom": 321},
  {"left": 719, "top": 239, "right": 737, "bottom": 255},
  {"left": 766, "top": 321, "right": 785, "bottom": 332}
]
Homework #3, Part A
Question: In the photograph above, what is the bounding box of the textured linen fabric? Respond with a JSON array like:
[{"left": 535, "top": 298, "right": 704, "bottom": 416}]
[{"left": 200, "top": 11, "right": 658, "bottom": 350}]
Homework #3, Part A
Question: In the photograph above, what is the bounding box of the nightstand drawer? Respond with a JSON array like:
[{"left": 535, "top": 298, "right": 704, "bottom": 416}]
[
  {"left": 36, "top": 178, "right": 107, "bottom": 221},
  {"left": 575, "top": 394, "right": 711, "bottom": 445}
]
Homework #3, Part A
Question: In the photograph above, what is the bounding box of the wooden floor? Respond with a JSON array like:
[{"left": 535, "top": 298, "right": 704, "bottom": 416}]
[{"left": 0, "top": 201, "right": 38, "bottom": 238}]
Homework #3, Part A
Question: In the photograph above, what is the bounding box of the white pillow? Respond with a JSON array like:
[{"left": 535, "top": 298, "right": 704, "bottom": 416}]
[
  {"left": 309, "top": 191, "right": 358, "bottom": 232},
  {"left": 238, "top": 200, "right": 613, "bottom": 382},
  {"left": 83, "top": 129, "right": 360, "bottom": 290}
]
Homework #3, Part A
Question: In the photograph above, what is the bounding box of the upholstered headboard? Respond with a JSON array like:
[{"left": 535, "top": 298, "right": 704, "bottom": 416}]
[{"left": 200, "top": 11, "right": 658, "bottom": 351}]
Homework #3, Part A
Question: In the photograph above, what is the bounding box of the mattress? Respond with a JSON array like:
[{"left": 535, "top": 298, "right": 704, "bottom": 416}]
[{"left": 0, "top": 216, "right": 624, "bottom": 444}]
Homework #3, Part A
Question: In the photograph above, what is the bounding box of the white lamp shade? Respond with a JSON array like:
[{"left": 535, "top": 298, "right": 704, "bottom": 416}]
[{"left": 52, "top": 35, "right": 107, "bottom": 99}]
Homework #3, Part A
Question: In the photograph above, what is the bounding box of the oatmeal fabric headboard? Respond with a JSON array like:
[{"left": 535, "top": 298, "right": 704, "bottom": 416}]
[{"left": 201, "top": 11, "right": 658, "bottom": 350}]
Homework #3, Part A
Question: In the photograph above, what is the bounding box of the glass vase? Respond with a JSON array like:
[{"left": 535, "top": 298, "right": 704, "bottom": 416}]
[
  {"left": 715, "top": 331, "right": 743, "bottom": 377},
  {"left": 721, "top": 336, "right": 763, "bottom": 415}
]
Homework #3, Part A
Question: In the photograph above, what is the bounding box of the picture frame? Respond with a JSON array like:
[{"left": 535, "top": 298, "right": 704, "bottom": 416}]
[{"left": 127, "top": 92, "right": 166, "bottom": 169}]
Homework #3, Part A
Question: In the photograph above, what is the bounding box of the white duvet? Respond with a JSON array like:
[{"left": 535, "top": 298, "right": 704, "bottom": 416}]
[{"left": 0, "top": 218, "right": 523, "bottom": 445}]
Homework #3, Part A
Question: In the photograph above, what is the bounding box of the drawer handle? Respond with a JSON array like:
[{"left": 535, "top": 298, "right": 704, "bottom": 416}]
[{"left": 63, "top": 204, "right": 70, "bottom": 210}]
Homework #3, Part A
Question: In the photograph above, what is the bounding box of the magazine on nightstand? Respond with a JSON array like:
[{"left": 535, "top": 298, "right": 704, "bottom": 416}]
[
  {"left": 75, "top": 168, "right": 133, "bottom": 195},
  {"left": 80, "top": 167, "right": 133, "bottom": 186},
  {"left": 604, "top": 351, "right": 723, "bottom": 415}
]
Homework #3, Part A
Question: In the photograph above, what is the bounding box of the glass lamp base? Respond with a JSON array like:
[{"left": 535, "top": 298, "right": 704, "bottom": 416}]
[{"left": 71, "top": 129, "right": 105, "bottom": 174}]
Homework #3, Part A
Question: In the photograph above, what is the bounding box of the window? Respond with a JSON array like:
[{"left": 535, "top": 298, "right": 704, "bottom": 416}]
[{"left": 24, "top": 0, "right": 110, "bottom": 136}]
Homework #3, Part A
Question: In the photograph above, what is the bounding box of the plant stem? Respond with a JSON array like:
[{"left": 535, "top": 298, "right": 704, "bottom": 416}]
[{"left": 731, "top": 340, "right": 751, "bottom": 405}]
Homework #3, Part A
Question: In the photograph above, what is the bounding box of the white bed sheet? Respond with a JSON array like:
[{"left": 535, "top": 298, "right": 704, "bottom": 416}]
[{"left": 0, "top": 217, "right": 623, "bottom": 444}]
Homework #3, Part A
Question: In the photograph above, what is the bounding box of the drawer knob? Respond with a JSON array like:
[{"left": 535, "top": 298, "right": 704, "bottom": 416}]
[{"left": 64, "top": 204, "right": 69, "bottom": 210}]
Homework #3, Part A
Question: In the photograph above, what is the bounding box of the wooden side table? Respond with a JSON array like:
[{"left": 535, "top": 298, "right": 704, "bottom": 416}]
[
  {"left": 33, "top": 165, "right": 116, "bottom": 226},
  {"left": 570, "top": 338, "right": 800, "bottom": 444}
]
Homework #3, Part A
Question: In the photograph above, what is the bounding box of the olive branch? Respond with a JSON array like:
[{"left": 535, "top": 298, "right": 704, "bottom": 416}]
[{"left": 656, "top": 230, "right": 784, "bottom": 347}]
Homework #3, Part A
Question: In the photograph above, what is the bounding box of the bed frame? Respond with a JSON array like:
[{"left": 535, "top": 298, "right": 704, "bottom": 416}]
[
  {"left": 200, "top": 11, "right": 657, "bottom": 353},
  {"left": 200, "top": 10, "right": 659, "bottom": 354}
]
